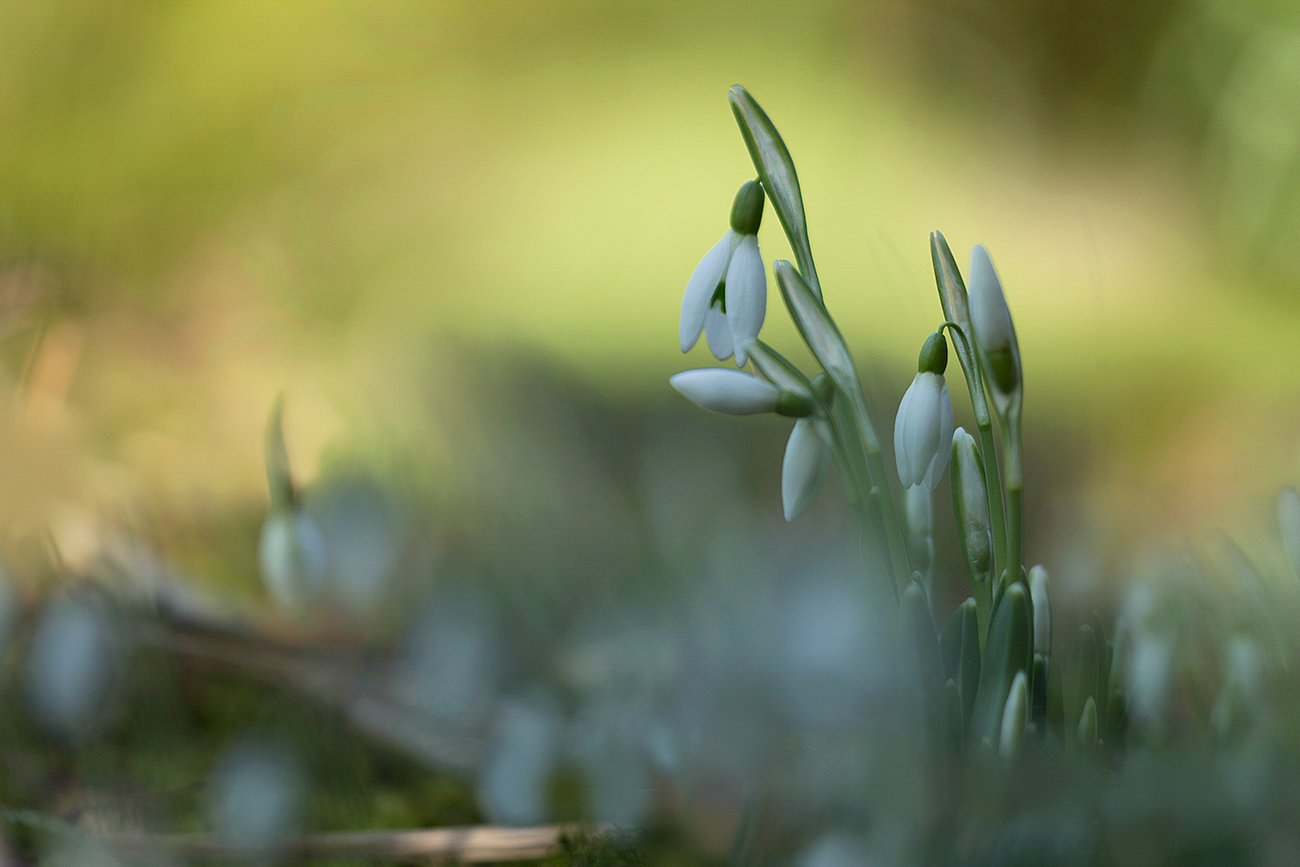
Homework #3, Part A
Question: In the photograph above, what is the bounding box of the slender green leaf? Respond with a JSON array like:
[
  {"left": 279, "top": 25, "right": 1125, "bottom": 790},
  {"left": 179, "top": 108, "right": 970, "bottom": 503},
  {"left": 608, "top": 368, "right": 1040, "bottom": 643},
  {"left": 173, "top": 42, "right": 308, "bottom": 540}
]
[
  {"left": 901, "top": 580, "right": 947, "bottom": 755},
  {"left": 972, "top": 582, "right": 1031, "bottom": 747}
]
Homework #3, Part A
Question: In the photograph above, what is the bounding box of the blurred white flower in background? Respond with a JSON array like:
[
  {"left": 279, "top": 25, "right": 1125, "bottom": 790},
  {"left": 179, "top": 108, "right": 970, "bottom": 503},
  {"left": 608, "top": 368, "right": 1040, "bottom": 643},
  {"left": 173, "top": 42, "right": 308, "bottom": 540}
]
[
  {"left": 208, "top": 737, "right": 304, "bottom": 859},
  {"left": 24, "top": 594, "right": 122, "bottom": 742},
  {"left": 477, "top": 697, "right": 565, "bottom": 826}
]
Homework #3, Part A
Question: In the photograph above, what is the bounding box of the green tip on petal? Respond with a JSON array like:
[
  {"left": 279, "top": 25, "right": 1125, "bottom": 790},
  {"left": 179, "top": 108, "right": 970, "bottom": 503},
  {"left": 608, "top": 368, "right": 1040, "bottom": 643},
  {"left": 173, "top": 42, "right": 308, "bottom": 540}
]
[
  {"left": 918, "top": 332, "right": 948, "bottom": 375},
  {"left": 729, "top": 180, "right": 765, "bottom": 236}
]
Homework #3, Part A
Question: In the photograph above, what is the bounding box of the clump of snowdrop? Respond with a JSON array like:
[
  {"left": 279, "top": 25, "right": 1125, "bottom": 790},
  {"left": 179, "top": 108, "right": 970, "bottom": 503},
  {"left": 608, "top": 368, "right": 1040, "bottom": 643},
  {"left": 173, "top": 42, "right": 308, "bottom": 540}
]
[{"left": 667, "top": 86, "right": 1050, "bottom": 786}]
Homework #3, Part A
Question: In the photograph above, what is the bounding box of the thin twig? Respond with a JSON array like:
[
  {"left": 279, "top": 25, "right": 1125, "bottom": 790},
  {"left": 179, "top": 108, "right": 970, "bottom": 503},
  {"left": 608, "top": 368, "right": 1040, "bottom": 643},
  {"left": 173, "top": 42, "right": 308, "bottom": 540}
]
[{"left": 99, "top": 824, "right": 589, "bottom": 862}]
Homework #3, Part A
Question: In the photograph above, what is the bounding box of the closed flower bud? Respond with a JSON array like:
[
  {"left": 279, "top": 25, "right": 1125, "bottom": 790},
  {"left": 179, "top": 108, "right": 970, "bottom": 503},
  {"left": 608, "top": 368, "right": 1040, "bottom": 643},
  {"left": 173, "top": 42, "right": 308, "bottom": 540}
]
[
  {"left": 950, "top": 428, "right": 992, "bottom": 576},
  {"left": 968, "top": 245, "right": 1021, "bottom": 395},
  {"left": 670, "top": 368, "right": 780, "bottom": 414},
  {"left": 782, "top": 418, "right": 832, "bottom": 521},
  {"left": 1029, "top": 565, "right": 1051, "bottom": 656}
]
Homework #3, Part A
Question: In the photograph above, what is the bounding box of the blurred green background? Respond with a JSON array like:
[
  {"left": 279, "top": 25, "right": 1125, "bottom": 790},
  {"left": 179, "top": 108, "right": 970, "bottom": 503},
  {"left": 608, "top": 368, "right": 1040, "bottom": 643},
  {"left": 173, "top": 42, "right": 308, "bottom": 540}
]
[{"left": 3, "top": 0, "right": 1300, "bottom": 595}]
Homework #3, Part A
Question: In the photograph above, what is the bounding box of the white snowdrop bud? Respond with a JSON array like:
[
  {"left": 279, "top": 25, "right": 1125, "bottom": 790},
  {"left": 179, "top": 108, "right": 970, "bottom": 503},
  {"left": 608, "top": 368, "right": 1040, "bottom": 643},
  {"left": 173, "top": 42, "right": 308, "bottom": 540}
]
[{"left": 670, "top": 368, "right": 780, "bottom": 415}]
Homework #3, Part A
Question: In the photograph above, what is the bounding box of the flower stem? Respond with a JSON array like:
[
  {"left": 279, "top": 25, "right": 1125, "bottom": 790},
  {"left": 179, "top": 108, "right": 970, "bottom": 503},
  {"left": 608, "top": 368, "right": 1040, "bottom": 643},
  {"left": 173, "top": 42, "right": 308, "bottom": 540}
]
[
  {"left": 840, "top": 387, "right": 912, "bottom": 596},
  {"left": 1003, "top": 409, "right": 1024, "bottom": 594},
  {"left": 976, "top": 419, "right": 1008, "bottom": 584},
  {"left": 826, "top": 405, "right": 900, "bottom": 602}
]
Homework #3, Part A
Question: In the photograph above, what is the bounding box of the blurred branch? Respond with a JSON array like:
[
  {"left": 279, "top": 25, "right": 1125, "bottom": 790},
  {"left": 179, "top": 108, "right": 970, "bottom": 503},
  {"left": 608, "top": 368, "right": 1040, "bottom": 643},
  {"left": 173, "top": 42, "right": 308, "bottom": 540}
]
[{"left": 100, "top": 824, "right": 585, "bottom": 862}]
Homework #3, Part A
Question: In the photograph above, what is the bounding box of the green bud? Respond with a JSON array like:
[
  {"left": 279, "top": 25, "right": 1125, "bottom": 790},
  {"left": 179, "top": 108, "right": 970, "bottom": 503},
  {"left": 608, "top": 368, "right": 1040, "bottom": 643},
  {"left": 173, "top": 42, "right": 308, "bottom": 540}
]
[
  {"left": 729, "top": 180, "right": 765, "bottom": 236},
  {"left": 917, "top": 332, "right": 948, "bottom": 375},
  {"left": 774, "top": 390, "right": 815, "bottom": 418}
]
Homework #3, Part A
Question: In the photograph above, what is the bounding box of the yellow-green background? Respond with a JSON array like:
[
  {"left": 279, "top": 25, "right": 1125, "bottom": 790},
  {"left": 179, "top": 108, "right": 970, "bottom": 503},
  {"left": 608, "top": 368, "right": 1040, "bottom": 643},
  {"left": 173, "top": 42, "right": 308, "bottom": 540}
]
[{"left": 3, "top": 0, "right": 1300, "bottom": 584}]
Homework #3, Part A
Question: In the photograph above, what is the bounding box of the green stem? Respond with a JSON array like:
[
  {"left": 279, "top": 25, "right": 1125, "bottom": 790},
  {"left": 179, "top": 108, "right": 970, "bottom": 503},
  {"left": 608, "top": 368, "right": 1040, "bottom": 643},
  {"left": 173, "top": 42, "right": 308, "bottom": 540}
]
[
  {"left": 976, "top": 419, "right": 1008, "bottom": 582},
  {"left": 974, "top": 571, "right": 992, "bottom": 652},
  {"left": 827, "top": 405, "right": 900, "bottom": 602},
  {"left": 841, "top": 387, "right": 913, "bottom": 595},
  {"left": 1003, "top": 411, "right": 1024, "bottom": 593}
]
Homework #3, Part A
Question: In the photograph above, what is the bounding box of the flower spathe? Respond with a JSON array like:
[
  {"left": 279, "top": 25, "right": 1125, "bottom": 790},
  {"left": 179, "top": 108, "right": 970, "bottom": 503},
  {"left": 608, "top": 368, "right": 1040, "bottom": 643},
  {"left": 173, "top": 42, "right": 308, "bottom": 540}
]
[
  {"left": 968, "top": 244, "right": 1021, "bottom": 395},
  {"left": 670, "top": 368, "right": 780, "bottom": 415},
  {"left": 894, "top": 371, "right": 954, "bottom": 490}
]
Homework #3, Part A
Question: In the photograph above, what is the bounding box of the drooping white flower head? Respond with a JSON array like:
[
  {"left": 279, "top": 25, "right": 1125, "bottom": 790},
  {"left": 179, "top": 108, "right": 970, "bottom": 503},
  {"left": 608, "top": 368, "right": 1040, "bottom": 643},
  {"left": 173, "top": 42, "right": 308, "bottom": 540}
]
[
  {"left": 894, "top": 333, "right": 954, "bottom": 491},
  {"left": 782, "top": 417, "right": 831, "bottom": 521},
  {"left": 679, "top": 181, "right": 767, "bottom": 367},
  {"left": 670, "top": 368, "right": 780, "bottom": 415}
]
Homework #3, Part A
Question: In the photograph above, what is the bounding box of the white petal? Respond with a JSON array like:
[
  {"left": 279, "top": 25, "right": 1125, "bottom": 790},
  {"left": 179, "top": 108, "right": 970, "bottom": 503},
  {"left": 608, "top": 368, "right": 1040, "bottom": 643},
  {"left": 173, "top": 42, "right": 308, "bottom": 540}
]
[
  {"left": 782, "top": 418, "right": 831, "bottom": 521},
  {"left": 921, "top": 378, "right": 954, "bottom": 490},
  {"left": 670, "top": 368, "right": 779, "bottom": 414},
  {"left": 680, "top": 231, "right": 736, "bottom": 353},
  {"left": 968, "top": 244, "right": 1015, "bottom": 355},
  {"left": 895, "top": 374, "right": 941, "bottom": 488},
  {"left": 724, "top": 235, "right": 766, "bottom": 366},
  {"left": 703, "top": 304, "right": 734, "bottom": 360}
]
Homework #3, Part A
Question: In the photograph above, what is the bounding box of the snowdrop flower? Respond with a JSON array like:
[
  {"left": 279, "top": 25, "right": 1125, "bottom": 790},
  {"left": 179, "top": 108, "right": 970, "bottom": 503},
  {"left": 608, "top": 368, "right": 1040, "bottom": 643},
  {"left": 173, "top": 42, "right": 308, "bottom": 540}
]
[
  {"left": 670, "top": 368, "right": 812, "bottom": 416},
  {"left": 680, "top": 180, "right": 767, "bottom": 366},
  {"left": 967, "top": 244, "right": 1021, "bottom": 395},
  {"left": 894, "top": 333, "right": 954, "bottom": 491}
]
